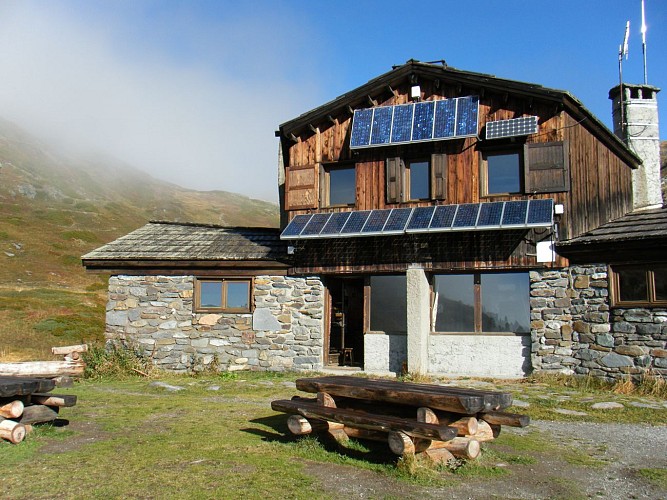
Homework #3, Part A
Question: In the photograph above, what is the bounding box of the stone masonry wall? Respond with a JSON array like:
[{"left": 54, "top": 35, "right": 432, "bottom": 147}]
[
  {"left": 531, "top": 265, "right": 667, "bottom": 381},
  {"left": 105, "top": 275, "right": 324, "bottom": 372}
]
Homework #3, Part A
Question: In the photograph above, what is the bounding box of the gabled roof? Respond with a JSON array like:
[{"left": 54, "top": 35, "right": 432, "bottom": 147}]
[
  {"left": 278, "top": 59, "right": 640, "bottom": 168},
  {"left": 556, "top": 205, "right": 667, "bottom": 262},
  {"left": 82, "top": 221, "right": 290, "bottom": 271}
]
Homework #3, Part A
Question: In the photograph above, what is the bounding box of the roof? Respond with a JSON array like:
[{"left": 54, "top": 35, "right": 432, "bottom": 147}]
[
  {"left": 556, "top": 205, "right": 667, "bottom": 262},
  {"left": 278, "top": 59, "right": 640, "bottom": 169},
  {"left": 82, "top": 221, "right": 290, "bottom": 270}
]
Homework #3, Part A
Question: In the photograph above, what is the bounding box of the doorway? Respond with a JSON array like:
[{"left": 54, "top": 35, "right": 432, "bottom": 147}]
[{"left": 325, "top": 277, "right": 364, "bottom": 367}]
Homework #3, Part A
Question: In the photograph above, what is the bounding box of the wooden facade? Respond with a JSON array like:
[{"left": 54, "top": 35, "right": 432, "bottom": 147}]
[{"left": 278, "top": 61, "right": 638, "bottom": 275}]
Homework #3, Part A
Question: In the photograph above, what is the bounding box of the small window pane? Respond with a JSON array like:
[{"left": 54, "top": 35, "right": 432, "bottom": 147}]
[
  {"left": 617, "top": 268, "right": 648, "bottom": 302},
  {"left": 409, "top": 160, "right": 430, "bottom": 200},
  {"left": 653, "top": 267, "right": 667, "bottom": 301},
  {"left": 200, "top": 281, "right": 222, "bottom": 308},
  {"left": 434, "top": 274, "right": 475, "bottom": 332},
  {"left": 226, "top": 281, "right": 250, "bottom": 309},
  {"left": 481, "top": 273, "right": 529, "bottom": 333},
  {"left": 329, "top": 167, "right": 356, "bottom": 206},
  {"left": 486, "top": 152, "right": 520, "bottom": 194},
  {"left": 370, "top": 275, "right": 407, "bottom": 333}
]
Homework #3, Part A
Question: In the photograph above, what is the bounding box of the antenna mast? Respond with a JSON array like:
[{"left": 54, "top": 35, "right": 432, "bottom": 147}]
[
  {"left": 618, "top": 20, "right": 630, "bottom": 139},
  {"left": 641, "top": 0, "right": 648, "bottom": 84}
]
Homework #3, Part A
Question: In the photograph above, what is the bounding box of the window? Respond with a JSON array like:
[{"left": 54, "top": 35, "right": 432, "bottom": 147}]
[
  {"left": 481, "top": 149, "right": 522, "bottom": 195},
  {"left": 406, "top": 159, "right": 430, "bottom": 201},
  {"left": 611, "top": 264, "right": 667, "bottom": 306},
  {"left": 433, "top": 272, "right": 529, "bottom": 334},
  {"left": 370, "top": 275, "right": 407, "bottom": 333},
  {"left": 195, "top": 278, "right": 251, "bottom": 313},
  {"left": 322, "top": 164, "right": 355, "bottom": 207},
  {"left": 386, "top": 153, "right": 446, "bottom": 203}
]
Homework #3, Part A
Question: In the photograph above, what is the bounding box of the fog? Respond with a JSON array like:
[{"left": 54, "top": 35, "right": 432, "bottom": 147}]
[{"left": 0, "top": 2, "right": 324, "bottom": 202}]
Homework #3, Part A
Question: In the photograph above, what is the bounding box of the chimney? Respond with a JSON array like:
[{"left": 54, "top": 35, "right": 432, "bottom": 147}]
[{"left": 609, "top": 83, "right": 663, "bottom": 210}]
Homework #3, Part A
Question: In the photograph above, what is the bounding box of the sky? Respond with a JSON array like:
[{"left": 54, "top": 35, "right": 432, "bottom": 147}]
[{"left": 0, "top": 1, "right": 664, "bottom": 203}]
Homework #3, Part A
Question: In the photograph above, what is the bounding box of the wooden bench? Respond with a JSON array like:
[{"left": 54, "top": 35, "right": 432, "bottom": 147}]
[{"left": 271, "top": 376, "right": 529, "bottom": 463}]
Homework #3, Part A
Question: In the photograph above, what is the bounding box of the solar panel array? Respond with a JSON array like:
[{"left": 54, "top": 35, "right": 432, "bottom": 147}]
[
  {"left": 280, "top": 199, "right": 554, "bottom": 239},
  {"left": 350, "top": 96, "right": 479, "bottom": 149},
  {"left": 485, "top": 116, "right": 539, "bottom": 140}
]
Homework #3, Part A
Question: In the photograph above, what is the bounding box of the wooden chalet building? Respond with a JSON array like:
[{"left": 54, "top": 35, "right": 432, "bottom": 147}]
[{"left": 84, "top": 60, "right": 666, "bottom": 380}]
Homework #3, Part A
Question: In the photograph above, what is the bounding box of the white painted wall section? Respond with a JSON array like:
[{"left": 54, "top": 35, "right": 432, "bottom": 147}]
[
  {"left": 364, "top": 333, "right": 407, "bottom": 373},
  {"left": 406, "top": 266, "right": 430, "bottom": 374},
  {"left": 429, "top": 335, "right": 531, "bottom": 379}
]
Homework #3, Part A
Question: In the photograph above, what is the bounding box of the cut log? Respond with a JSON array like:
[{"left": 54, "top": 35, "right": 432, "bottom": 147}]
[
  {"left": 52, "top": 344, "right": 88, "bottom": 355},
  {"left": 438, "top": 437, "right": 480, "bottom": 459},
  {"left": 327, "top": 428, "right": 349, "bottom": 445},
  {"left": 0, "top": 361, "right": 85, "bottom": 378},
  {"left": 19, "top": 404, "right": 59, "bottom": 424},
  {"left": 0, "top": 400, "right": 24, "bottom": 419},
  {"left": 30, "top": 394, "right": 77, "bottom": 407},
  {"left": 417, "top": 408, "right": 477, "bottom": 436},
  {"left": 388, "top": 431, "right": 415, "bottom": 456},
  {"left": 0, "top": 419, "right": 26, "bottom": 444},
  {"left": 420, "top": 447, "right": 455, "bottom": 465},
  {"left": 286, "top": 415, "right": 343, "bottom": 435},
  {"left": 317, "top": 392, "right": 336, "bottom": 408},
  {"left": 417, "top": 407, "right": 439, "bottom": 424},
  {"left": 478, "top": 411, "right": 530, "bottom": 428},
  {"left": 271, "top": 398, "right": 458, "bottom": 441},
  {"left": 467, "top": 420, "right": 499, "bottom": 442},
  {"left": 343, "top": 427, "right": 388, "bottom": 442}
]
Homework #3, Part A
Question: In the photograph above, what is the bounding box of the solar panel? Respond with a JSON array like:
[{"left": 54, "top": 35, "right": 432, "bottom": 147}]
[
  {"left": 362, "top": 209, "right": 391, "bottom": 233},
  {"left": 280, "top": 214, "right": 312, "bottom": 239},
  {"left": 340, "top": 210, "right": 371, "bottom": 235},
  {"left": 300, "top": 213, "right": 332, "bottom": 236},
  {"left": 527, "top": 199, "right": 554, "bottom": 226},
  {"left": 350, "top": 96, "right": 479, "bottom": 149},
  {"left": 486, "top": 116, "right": 539, "bottom": 140},
  {"left": 407, "top": 206, "right": 436, "bottom": 231},
  {"left": 350, "top": 108, "right": 373, "bottom": 148},
  {"left": 370, "top": 106, "right": 393, "bottom": 145},
  {"left": 452, "top": 203, "right": 481, "bottom": 228},
  {"left": 383, "top": 208, "right": 413, "bottom": 234},
  {"left": 429, "top": 205, "right": 457, "bottom": 230},
  {"left": 320, "top": 211, "right": 352, "bottom": 235},
  {"left": 501, "top": 200, "right": 529, "bottom": 226},
  {"left": 477, "top": 202, "right": 504, "bottom": 227},
  {"left": 412, "top": 101, "right": 435, "bottom": 141},
  {"left": 455, "top": 96, "right": 479, "bottom": 136},
  {"left": 391, "top": 104, "right": 413, "bottom": 143},
  {"left": 433, "top": 99, "right": 456, "bottom": 138}
]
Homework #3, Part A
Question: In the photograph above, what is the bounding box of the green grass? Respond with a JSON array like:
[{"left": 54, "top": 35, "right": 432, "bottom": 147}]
[{"left": 638, "top": 468, "right": 667, "bottom": 488}]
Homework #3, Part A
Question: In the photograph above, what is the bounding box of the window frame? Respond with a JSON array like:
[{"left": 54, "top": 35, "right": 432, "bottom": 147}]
[
  {"left": 609, "top": 264, "right": 667, "bottom": 307},
  {"left": 432, "top": 271, "right": 530, "bottom": 335},
  {"left": 404, "top": 158, "right": 431, "bottom": 202},
  {"left": 194, "top": 277, "right": 253, "bottom": 313},
  {"left": 320, "top": 162, "right": 356, "bottom": 208},
  {"left": 480, "top": 146, "right": 524, "bottom": 197}
]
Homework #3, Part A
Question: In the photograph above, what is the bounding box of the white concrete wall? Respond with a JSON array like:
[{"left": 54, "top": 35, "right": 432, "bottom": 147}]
[
  {"left": 429, "top": 335, "right": 531, "bottom": 379},
  {"left": 406, "top": 267, "right": 430, "bottom": 374},
  {"left": 364, "top": 333, "right": 407, "bottom": 374}
]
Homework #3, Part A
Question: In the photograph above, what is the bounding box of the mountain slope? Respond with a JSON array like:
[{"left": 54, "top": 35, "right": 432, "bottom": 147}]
[{"left": 0, "top": 118, "right": 279, "bottom": 288}]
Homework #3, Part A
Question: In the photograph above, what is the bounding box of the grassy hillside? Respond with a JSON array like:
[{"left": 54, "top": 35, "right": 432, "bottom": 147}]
[{"left": 0, "top": 118, "right": 279, "bottom": 360}]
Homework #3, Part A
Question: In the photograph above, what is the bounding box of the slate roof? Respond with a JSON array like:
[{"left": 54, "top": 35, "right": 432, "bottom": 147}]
[
  {"left": 556, "top": 205, "right": 667, "bottom": 261},
  {"left": 82, "top": 221, "right": 289, "bottom": 264}
]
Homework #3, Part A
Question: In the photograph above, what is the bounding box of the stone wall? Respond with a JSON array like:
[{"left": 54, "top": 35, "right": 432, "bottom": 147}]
[
  {"left": 530, "top": 265, "right": 667, "bottom": 381},
  {"left": 106, "top": 275, "right": 324, "bottom": 372}
]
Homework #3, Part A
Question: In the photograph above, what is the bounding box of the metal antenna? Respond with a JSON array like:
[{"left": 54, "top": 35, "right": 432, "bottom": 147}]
[
  {"left": 618, "top": 21, "right": 630, "bottom": 140},
  {"left": 641, "top": 0, "right": 648, "bottom": 84}
]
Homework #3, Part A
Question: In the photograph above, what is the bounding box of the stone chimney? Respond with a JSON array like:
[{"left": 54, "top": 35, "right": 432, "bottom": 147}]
[{"left": 609, "top": 83, "right": 663, "bottom": 210}]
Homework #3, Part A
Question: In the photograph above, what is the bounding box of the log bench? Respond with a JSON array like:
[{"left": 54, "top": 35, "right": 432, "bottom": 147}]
[{"left": 271, "top": 376, "right": 529, "bottom": 464}]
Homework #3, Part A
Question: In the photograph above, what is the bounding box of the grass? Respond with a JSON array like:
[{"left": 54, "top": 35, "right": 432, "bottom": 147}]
[{"left": 638, "top": 468, "right": 667, "bottom": 489}]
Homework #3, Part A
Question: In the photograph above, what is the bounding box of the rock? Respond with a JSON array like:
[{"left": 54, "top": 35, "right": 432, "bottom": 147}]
[
  {"left": 554, "top": 409, "right": 588, "bottom": 416},
  {"left": 599, "top": 353, "right": 633, "bottom": 368},
  {"left": 207, "top": 385, "right": 221, "bottom": 391},
  {"left": 511, "top": 399, "right": 530, "bottom": 408},
  {"left": 149, "top": 381, "right": 184, "bottom": 392},
  {"left": 614, "top": 345, "right": 647, "bottom": 357},
  {"left": 591, "top": 402, "right": 624, "bottom": 410},
  {"left": 628, "top": 402, "right": 662, "bottom": 409},
  {"left": 596, "top": 333, "right": 614, "bottom": 348}
]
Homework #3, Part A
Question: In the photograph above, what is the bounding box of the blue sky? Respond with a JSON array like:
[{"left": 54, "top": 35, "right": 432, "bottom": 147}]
[{"left": 0, "top": 1, "right": 664, "bottom": 202}]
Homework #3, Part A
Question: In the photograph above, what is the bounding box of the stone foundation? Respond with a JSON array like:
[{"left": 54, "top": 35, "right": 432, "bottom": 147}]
[
  {"left": 106, "top": 275, "right": 324, "bottom": 372},
  {"left": 530, "top": 265, "right": 667, "bottom": 381}
]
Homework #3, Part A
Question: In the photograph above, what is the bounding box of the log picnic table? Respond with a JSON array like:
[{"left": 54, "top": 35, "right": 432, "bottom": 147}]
[
  {"left": 0, "top": 376, "right": 77, "bottom": 444},
  {"left": 271, "top": 376, "right": 529, "bottom": 463}
]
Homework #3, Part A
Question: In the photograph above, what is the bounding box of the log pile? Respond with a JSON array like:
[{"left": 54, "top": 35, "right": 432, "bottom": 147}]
[
  {"left": 0, "top": 344, "right": 87, "bottom": 379},
  {"left": 0, "top": 376, "right": 77, "bottom": 444},
  {"left": 271, "top": 376, "right": 529, "bottom": 465}
]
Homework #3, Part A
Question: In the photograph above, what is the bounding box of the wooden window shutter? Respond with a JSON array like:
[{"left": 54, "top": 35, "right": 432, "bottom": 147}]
[
  {"left": 386, "top": 157, "right": 403, "bottom": 203},
  {"left": 285, "top": 163, "right": 319, "bottom": 210},
  {"left": 524, "top": 141, "right": 570, "bottom": 194},
  {"left": 431, "top": 153, "right": 447, "bottom": 200}
]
